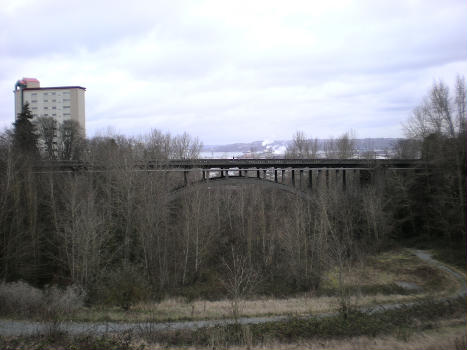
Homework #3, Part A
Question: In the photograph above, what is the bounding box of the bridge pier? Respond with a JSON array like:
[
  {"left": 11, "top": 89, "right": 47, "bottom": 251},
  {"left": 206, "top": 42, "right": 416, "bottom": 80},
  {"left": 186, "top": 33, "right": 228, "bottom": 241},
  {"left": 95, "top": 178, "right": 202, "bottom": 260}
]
[
  {"left": 184, "top": 171, "right": 188, "bottom": 186},
  {"left": 291, "top": 169, "right": 295, "bottom": 187},
  {"left": 342, "top": 169, "right": 346, "bottom": 190},
  {"left": 274, "top": 169, "right": 278, "bottom": 183},
  {"left": 308, "top": 169, "right": 313, "bottom": 190},
  {"left": 360, "top": 169, "right": 371, "bottom": 186},
  {"left": 352, "top": 169, "right": 358, "bottom": 188}
]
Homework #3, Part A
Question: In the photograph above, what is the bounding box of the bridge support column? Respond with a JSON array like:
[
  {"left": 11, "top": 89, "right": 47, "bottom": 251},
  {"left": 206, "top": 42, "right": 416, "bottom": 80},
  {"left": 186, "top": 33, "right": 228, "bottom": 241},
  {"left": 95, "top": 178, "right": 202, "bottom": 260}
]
[
  {"left": 360, "top": 169, "right": 371, "bottom": 186},
  {"left": 184, "top": 171, "right": 188, "bottom": 186},
  {"left": 326, "top": 169, "right": 329, "bottom": 187},
  {"left": 274, "top": 169, "right": 278, "bottom": 183},
  {"left": 353, "top": 169, "right": 358, "bottom": 188},
  {"left": 299, "top": 169, "right": 303, "bottom": 189},
  {"left": 308, "top": 169, "right": 313, "bottom": 190},
  {"left": 281, "top": 169, "right": 285, "bottom": 183},
  {"left": 291, "top": 169, "right": 295, "bottom": 187},
  {"left": 374, "top": 167, "right": 385, "bottom": 188},
  {"left": 202, "top": 170, "right": 206, "bottom": 181},
  {"left": 342, "top": 169, "right": 346, "bottom": 190},
  {"left": 257, "top": 169, "right": 260, "bottom": 178},
  {"left": 263, "top": 169, "right": 267, "bottom": 180}
]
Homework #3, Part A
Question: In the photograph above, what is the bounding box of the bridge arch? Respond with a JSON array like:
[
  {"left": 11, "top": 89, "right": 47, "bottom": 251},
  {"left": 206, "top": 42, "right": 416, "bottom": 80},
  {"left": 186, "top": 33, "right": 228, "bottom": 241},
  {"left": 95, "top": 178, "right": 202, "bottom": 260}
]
[{"left": 167, "top": 176, "right": 314, "bottom": 202}]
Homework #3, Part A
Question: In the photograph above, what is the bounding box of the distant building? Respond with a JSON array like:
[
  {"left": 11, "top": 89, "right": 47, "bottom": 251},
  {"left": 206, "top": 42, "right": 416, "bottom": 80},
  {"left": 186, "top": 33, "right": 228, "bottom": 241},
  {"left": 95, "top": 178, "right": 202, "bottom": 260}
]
[{"left": 14, "top": 77, "right": 86, "bottom": 134}]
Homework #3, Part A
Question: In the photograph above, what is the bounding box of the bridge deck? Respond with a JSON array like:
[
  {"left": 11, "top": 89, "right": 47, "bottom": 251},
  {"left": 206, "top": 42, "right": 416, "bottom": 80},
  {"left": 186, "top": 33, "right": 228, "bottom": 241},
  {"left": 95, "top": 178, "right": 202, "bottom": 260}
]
[
  {"left": 164, "top": 158, "right": 422, "bottom": 169},
  {"left": 34, "top": 158, "right": 423, "bottom": 171}
]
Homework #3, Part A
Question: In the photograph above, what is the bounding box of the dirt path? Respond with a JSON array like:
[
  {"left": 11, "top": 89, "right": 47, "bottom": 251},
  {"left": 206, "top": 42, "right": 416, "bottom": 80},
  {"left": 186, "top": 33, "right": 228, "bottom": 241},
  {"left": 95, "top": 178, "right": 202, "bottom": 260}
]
[
  {"left": 1, "top": 250, "right": 465, "bottom": 336},
  {"left": 411, "top": 249, "right": 466, "bottom": 298}
]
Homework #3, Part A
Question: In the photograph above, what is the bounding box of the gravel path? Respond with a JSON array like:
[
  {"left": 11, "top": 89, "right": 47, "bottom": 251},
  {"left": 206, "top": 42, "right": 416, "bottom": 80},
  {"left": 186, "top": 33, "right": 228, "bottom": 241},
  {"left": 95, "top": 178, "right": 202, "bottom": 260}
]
[{"left": 1, "top": 249, "right": 465, "bottom": 336}]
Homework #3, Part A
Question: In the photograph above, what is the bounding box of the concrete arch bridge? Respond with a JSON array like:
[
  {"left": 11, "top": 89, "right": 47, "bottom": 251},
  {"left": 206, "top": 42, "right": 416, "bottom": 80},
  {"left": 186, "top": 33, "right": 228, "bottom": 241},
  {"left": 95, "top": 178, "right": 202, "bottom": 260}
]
[
  {"left": 152, "top": 158, "right": 423, "bottom": 201},
  {"left": 35, "top": 158, "right": 423, "bottom": 201}
]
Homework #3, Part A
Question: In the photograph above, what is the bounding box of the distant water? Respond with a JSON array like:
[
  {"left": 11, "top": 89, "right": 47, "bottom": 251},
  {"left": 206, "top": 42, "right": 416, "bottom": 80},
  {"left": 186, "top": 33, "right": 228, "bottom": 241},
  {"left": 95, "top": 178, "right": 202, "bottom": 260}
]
[
  {"left": 200, "top": 151, "right": 390, "bottom": 159},
  {"left": 200, "top": 151, "right": 244, "bottom": 159}
]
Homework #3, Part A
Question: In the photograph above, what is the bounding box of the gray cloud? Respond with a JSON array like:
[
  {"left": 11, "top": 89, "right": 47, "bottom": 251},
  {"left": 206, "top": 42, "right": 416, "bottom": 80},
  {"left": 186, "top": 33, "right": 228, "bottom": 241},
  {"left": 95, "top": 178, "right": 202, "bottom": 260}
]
[{"left": 1, "top": 0, "right": 466, "bottom": 143}]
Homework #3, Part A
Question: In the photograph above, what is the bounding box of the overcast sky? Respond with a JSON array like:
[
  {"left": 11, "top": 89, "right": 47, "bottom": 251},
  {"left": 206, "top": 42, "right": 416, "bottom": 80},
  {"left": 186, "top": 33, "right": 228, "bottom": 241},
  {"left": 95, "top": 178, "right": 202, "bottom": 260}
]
[{"left": 1, "top": 0, "right": 465, "bottom": 144}]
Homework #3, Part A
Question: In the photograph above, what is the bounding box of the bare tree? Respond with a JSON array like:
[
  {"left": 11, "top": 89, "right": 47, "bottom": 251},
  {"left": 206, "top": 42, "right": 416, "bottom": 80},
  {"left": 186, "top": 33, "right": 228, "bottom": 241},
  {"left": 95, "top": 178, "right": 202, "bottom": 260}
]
[
  {"left": 286, "top": 131, "right": 318, "bottom": 158},
  {"left": 405, "top": 79, "right": 466, "bottom": 140},
  {"left": 323, "top": 131, "right": 357, "bottom": 159},
  {"left": 392, "top": 139, "right": 421, "bottom": 159},
  {"left": 402, "top": 76, "right": 466, "bottom": 242},
  {"left": 172, "top": 132, "right": 202, "bottom": 159},
  {"left": 221, "top": 246, "right": 259, "bottom": 321},
  {"left": 335, "top": 131, "right": 357, "bottom": 159},
  {"left": 455, "top": 75, "right": 466, "bottom": 134},
  {"left": 57, "top": 120, "right": 85, "bottom": 160},
  {"left": 314, "top": 186, "right": 359, "bottom": 316},
  {"left": 35, "top": 116, "right": 58, "bottom": 160}
]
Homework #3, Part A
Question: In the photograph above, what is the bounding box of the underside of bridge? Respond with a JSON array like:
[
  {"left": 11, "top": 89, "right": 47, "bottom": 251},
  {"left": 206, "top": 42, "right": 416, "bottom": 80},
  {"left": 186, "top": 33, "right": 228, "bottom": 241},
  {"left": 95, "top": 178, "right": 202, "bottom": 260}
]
[{"left": 168, "top": 167, "right": 375, "bottom": 202}]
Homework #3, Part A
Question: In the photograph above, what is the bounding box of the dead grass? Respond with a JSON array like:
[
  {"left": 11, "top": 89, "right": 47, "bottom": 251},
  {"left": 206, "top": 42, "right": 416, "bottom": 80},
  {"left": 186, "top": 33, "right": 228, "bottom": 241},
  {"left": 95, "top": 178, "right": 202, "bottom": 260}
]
[
  {"left": 322, "top": 249, "right": 457, "bottom": 293},
  {"left": 73, "top": 291, "right": 439, "bottom": 323}
]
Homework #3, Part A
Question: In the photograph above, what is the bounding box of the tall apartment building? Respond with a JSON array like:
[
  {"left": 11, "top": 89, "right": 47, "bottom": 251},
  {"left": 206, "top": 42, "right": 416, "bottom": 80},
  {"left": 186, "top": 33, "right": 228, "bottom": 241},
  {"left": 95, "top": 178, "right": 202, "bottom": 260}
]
[{"left": 14, "top": 77, "right": 86, "bottom": 134}]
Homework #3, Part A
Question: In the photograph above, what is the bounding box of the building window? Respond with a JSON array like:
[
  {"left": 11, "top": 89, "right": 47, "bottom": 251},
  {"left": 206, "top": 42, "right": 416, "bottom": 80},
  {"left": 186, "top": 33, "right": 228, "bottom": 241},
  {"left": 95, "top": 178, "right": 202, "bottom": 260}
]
[
  {"left": 44, "top": 92, "right": 48, "bottom": 95},
  {"left": 44, "top": 100, "right": 48, "bottom": 102},
  {"left": 64, "top": 113, "right": 71, "bottom": 116},
  {"left": 63, "top": 106, "right": 70, "bottom": 109},
  {"left": 32, "top": 93, "right": 37, "bottom": 96},
  {"left": 32, "top": 107, "right": 38, "bottom": 110},
  {"left": 52, "top": 114, "right": 56, "bottom": 116},
  {"left": 52, "top": 106, "right": 56, "bottom": 109},
  {"left": 51, "top": 92, "right": 56, "bottom": 95},
  {"left": 44, "top": 114, "right": 48, "bottom": 116},
  {"left": 31, "top": 100, "right": 37, "bottom": 103},
  {"left": 52, "top": 99, "right": 56, "bottom": 102},
  {"left": 63, "top": 98, "right": 71, "bottom": 101},
  {"left": 44, "top": 107, "right": 48, "bottom": 109}
]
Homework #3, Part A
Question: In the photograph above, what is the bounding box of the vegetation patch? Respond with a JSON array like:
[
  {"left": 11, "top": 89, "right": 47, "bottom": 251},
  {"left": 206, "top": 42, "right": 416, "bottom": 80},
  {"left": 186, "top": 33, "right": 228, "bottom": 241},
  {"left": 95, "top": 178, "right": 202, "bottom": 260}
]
[
  {"left": 58, "top": 248, "right": 458, "bottom": 323},
  {"left": 0, "top": 332, "right": 141, "bottom": 350},
  {"left": 139, "top": 297, "right": 465, "bottom": 347}
]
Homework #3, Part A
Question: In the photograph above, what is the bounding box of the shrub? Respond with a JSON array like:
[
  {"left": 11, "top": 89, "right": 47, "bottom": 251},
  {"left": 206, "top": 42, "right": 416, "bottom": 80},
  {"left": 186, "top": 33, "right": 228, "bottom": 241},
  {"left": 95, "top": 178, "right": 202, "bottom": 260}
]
[
  {"left": 98, "top": 265, "right": 150, "bottom": 310},
  {"left": 0, "top": 281, "right": 85, "bottom": 319},
  {"left": 0, "top": 281, "right": 43, "bottom": 317},
  {"left": 43, "top": 285, "right": 86, "bottom": 317}
]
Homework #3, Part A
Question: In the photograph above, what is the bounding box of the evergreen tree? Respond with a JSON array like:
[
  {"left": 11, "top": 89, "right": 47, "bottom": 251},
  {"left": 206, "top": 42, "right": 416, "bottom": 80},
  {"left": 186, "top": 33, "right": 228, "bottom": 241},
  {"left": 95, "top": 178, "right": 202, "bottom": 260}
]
[{"left": 13, "top": 103, "right": 39, "bottom": 158}]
